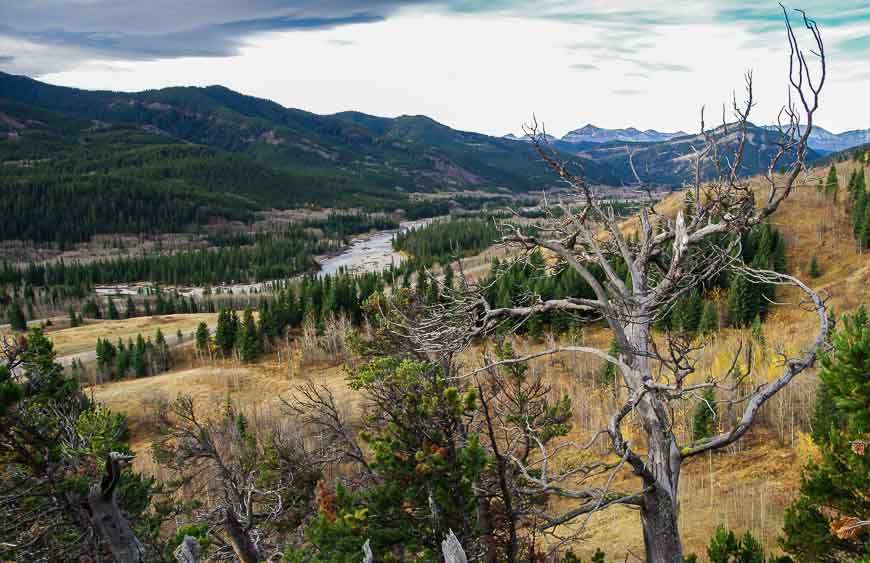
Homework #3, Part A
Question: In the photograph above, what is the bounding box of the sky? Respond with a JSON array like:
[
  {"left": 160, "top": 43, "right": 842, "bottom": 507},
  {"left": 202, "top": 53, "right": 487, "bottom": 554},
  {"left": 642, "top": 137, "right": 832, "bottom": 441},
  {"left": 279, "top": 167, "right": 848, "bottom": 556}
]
[{"left": 1, "top": 1, "right": 868, "bottom": 137}]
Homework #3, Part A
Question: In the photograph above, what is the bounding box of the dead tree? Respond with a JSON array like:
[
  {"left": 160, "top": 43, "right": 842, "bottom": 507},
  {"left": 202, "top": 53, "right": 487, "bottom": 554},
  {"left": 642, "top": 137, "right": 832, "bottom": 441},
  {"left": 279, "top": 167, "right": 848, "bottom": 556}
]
[
  {"left": 392, "top": 7, "right": 827, "bottom": 562},
  {"left": 88, "top": 452, "right": 145, "bottom": 563},
  {"left": 152, "top": 396, "right": 320, "bottom": 563}
]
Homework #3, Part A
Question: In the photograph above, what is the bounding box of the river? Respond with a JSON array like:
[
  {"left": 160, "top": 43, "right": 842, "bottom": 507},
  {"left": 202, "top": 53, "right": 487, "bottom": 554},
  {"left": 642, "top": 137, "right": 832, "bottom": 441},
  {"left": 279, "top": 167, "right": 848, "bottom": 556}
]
[{"left": 93, "top": 218, "right": 431, "bottom": 298}]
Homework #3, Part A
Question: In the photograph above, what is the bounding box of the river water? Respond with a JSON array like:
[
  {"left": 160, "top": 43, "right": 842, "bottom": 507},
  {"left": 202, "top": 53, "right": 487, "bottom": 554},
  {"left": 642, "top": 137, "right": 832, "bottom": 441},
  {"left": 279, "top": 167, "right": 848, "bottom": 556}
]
[{"left": 94, "top": 219, "right": 431, "bottom": 298}]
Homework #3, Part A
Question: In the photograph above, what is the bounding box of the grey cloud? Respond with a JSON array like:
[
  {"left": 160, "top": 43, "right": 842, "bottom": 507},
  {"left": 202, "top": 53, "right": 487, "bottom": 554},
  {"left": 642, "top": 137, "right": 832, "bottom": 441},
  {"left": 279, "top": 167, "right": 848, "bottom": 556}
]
[
  {"left": 570, "top": 63, "right": 598, "bottom": 71},
  {"left": 0, "top": 1, "right": 429, "bottom": 73}
]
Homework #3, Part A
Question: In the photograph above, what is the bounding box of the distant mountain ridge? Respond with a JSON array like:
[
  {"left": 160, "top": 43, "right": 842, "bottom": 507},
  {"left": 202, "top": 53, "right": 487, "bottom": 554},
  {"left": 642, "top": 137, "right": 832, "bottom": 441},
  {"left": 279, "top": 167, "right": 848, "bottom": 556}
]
[
  {"left": 561, "top": 124, "right": 688, "bottom": 145},
  {"left": 569, "top": 122, "right": 823, "bottom": 187},
  {"left": 763, "top": 124, "right": 870, "bottom": 154}
]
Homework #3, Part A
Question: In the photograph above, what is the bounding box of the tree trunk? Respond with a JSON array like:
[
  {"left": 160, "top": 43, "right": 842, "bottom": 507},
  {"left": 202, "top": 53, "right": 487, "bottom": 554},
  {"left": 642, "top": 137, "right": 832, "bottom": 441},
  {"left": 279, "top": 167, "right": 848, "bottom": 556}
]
[
  {"left": 627, "top": 321, "right": 684, "bottom": 562},
  {"left": 223, "top": 511, "right": 260, "bottom": 563},
  {"left": 88, "top": 486, "right": 144, "bottom": 563},
  {"left": 88, "top": 454, "right": 145, "bottom": 563}
]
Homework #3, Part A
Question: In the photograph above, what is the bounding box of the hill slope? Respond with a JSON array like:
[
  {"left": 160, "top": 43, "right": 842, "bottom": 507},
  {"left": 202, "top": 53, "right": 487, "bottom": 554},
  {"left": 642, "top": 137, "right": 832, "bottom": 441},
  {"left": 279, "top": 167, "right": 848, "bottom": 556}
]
[{"left": 0, "top": 71, "right": 615, "bottom": 197}]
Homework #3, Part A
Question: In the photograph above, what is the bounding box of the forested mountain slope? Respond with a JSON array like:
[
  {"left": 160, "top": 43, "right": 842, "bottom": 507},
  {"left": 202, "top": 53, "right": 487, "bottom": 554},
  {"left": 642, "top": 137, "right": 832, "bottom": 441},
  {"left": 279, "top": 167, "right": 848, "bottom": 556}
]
[{"left": 0, "top": 72, "right": 617, "bottom": 241}]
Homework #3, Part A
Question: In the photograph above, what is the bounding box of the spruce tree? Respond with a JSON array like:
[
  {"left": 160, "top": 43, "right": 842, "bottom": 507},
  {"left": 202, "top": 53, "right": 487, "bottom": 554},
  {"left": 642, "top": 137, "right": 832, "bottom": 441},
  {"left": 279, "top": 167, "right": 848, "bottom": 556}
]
[
  {"left": 125, "top": 295, "right": 137, "bottom": 318},
  {"left": 68, "top": 306, "right": 80, "bottom": 328},
  {"left": 698, "top": 301, "right": 719, "bottom": 335},
  {"left": 237, "top": 308, "right": 261, "bottom": 363},
  {"left": 600, "top": 338, "right": 619, "bottom": 386},
  {"left": 443, "top": 263, "right": 455, "bottom": 291},
  {"left": 107, "top": 298, "right": 119, "bottom": 320},
  {"left": 215, "top": 309, "right": 237, "bottom": 357},
  {"left": 692, "top": 386, "right": 717, "bottom": 440},
  {"left": 825, "top": 164, "right": 839, "bottom": 200},
  {"left": 7, "top": 301, "right": 26, "bottom": 332},
  {"left": 780, "top": 307, "right": 870, "bottom": 561},
  {"left": 808, "top": 255, "right": 821, "bottom": 278},
  {"left": 195, "top": 322, "right": 210, "bottom": 358}
]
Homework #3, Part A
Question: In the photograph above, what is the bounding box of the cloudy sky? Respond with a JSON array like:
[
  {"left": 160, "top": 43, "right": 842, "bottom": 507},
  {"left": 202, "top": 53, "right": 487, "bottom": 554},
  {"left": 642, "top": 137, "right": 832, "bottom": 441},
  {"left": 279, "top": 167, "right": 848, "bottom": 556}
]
[{"left": 1, "top": 1, "right": 868, "bottom": 136}]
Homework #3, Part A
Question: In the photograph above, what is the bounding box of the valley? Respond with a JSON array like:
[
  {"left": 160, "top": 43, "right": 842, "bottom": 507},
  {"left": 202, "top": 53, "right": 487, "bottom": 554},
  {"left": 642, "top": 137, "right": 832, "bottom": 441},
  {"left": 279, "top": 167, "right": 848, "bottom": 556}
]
[{"left": 2, "top": 7, "right": 870, "bottom": 561}]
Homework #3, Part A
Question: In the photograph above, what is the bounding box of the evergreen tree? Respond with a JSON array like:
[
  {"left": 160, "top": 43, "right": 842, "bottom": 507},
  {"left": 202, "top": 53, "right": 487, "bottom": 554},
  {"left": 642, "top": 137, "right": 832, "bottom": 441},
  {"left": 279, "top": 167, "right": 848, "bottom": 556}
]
[
  {"left": 125, "top": 295, "right": 137, "bottom": 318},
  {"left": 699, "top": 301, "right": 719, "bottom": 335},
  {"left": 7, "top": 300, "right": 27, "bottom": 332},
  {"left": 154, "top": 329, "right": 169, "bottom": 372},
  {"left": 237, "top": 308, "right": 261, "bottom": 363},
  {"left": 214, "top": 308, "right": 238, "bottom": 357},
  {"left": 692, "top": 386, "right": 717, "bottom": 441},
  {"left": 443, "top": 263, "right": 455, "bottom": 292},
  {"left": 107, "top": 298, "right": 119, "bottom": 320},
  {"left": 673, "top": 289, "right": 703, "bottom": 335},
  {"left": 824, "top": 164, "right": 839, "bottom": 200},
  {"left": 600, "top": 338, "right": 620, "bottom": 386},
  {"left": 808, "top": 255, "right": 821, "bottom": 278},
  {"left": 195, "top": 322, "right": 210, "bottom": 358},
  {"left": 131, "top": 334, "right": 147, "bottom": 378},
  {"left": 780, "top": 307, "right": 870, "bottom": 561},
  {"left": 115, "top": 339, "right": 130, "bottom": 379},
  {"left": 68, "top": 305, "right": 80, "bottom": 328}
]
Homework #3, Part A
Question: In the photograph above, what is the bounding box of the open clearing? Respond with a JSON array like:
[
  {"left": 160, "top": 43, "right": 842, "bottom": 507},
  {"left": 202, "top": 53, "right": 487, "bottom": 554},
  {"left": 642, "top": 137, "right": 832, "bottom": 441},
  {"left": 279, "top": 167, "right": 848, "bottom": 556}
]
[{"left": 44, "top": 313, "right": 217, "bottom": 357}]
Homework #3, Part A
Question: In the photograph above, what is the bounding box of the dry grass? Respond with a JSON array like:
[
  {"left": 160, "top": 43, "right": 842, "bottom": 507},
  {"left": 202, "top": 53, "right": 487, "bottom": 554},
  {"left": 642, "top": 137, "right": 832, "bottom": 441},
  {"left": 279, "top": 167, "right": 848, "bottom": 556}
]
[
  {"left": 85, "top": 161, "right": 869, "bottom": 560},
  {"left": 45, "top": 313, "right": 217, "bottom": 357},
  {"left": 90, "top": 357, "right": 358, "bottom": 473}
]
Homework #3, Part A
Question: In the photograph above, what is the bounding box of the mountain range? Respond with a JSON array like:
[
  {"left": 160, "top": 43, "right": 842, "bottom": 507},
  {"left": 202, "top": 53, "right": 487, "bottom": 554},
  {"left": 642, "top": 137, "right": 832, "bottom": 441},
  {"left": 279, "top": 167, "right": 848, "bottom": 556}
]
[
  {"left": 0, "top": 71, "right": 616, "bottom": 206},
  {"left": 505, "top": 123, "right": 870, "bottom": 155},
  {"left": 0, "top": 70, "right": 866, "bottom": 243}
]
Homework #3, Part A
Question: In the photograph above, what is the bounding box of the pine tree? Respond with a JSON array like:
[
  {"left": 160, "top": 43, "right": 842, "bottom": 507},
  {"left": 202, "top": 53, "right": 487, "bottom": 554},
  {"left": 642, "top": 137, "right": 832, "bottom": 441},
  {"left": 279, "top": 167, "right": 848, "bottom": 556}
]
[
  {"left": 727, "top": 274, "right": 753, "bottom": 328},
  {"left": 125, "top": 295, "right": 137, "bottom": 318},
  {"left": 443, "top": 263, "right": 455, "bottom": 292},
  {"left": 780, "top": 307, "right": 870, "bottom": 561},
  {"left": 68, "top": 306, "right": 80, "bottom": 328},
  {"left": 692, "top": 386, "right": 717, "bottom": 440},
  {"left": 825, "top": 164, "right": 839, "bottom": 200},
  {"left": 808, "top": 255, "right": 821, "bottom": 278},
  {"left": 673, "top": 289, "right": 703, "bottom": 335},
  {"left": 107, "top": 298, "right": 119, "bottom": 320},
  {"left": 215, "top": 309, "right": 238, "bottom": 358},
  {"left": 7, "top": 300, "right": 26, "bottom": 332},
  {"left": 237, "top": 308, "right": 261, "bottom": 363},
  {"left": 132, "top": 334, "right": 147, "bottom": 377},
  {"left": 600, "top": 338, "right": 620, "bottom": 386},
  {"left": 154, "top": 329, "right": 168, "bottom": 373},
  {"left": 195, "top": 322, "right": 210, "bottom": 358},
  {"left": 698, "top": 301, "right": 719, "bottom": 335}
]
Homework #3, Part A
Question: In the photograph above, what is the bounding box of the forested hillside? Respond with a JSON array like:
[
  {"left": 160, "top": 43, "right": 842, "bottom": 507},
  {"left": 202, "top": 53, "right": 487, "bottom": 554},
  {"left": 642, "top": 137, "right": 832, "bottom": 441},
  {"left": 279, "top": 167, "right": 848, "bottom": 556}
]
[{"left": 0, "top": 71, "right": 618, "bottom": 245}]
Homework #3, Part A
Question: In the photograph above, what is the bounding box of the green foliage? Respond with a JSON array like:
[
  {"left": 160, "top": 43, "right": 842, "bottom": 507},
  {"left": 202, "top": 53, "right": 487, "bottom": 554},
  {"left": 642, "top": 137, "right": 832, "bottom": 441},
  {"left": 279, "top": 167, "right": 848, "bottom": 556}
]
[
  {"left": 692, "top": 386, "right": 718, "bottom": 441},
  {"left": 393, "top": 219, "right": 500, "bottom": 268},
  {"left": 0, "top": 327, "right": 159, "bottom": 559},
  {"left": 699, "top": 301, "right": 720, "bottom": 335},
  {"left": 302, "top": 358, "right": 484, "bottom": 560},
  {"left": 195, "top": 322, "right": 210, "bottom": 355},
  {"left": 236, "top": 307, "right": 262, "bottom": 362},
  {"left": 600, "top": 338, "right": 620, "bottom": 386},
  {"left": 0, "top": 72, "right": 615, "bottom": 246},
  {"left": 818, "top": 306, "right": 870, "bottom": 432},
  {"left": 780, "top": 307, "right": 870, "bottom": 561},
  {"left": 163, "top": 524, "right": 211, "bottom": 562},
  {"left": 825, "top": 164, "right": 839, "bottom": 200},
  {"left": 808, "top": 255, "right": 822, "bottom": 278},
  {"left": 6, "top": 299, "right": 26, "bottom": 331},
  {"left": 707, "top": 525, "right": 786, "bottom": 562},
  {"left": 673, "top": 288, "right": 703, "bottom": 335}
]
